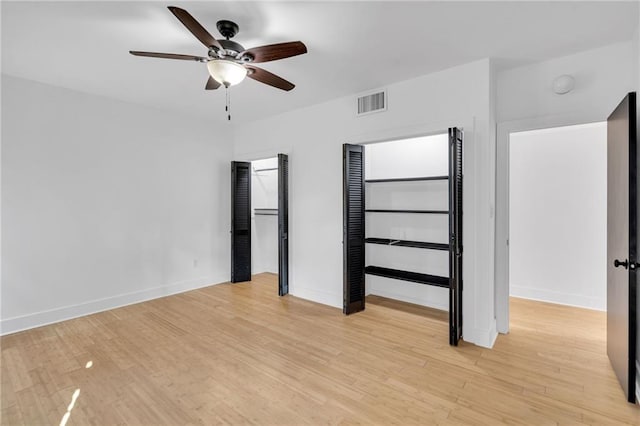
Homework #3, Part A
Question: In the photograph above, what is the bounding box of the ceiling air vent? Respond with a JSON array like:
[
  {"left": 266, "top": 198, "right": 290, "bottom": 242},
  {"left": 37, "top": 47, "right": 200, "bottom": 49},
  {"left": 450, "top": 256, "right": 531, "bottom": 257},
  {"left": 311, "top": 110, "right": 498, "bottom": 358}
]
[{"left": 357, "top": 89, "right": 387, "bottom": 116}]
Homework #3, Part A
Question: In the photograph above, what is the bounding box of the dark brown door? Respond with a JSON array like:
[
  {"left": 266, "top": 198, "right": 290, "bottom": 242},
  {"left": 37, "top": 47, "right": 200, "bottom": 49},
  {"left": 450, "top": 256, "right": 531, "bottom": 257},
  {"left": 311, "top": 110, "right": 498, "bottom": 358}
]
[{"left": 607, "top": 92, "right": 637, "bottom": 403}]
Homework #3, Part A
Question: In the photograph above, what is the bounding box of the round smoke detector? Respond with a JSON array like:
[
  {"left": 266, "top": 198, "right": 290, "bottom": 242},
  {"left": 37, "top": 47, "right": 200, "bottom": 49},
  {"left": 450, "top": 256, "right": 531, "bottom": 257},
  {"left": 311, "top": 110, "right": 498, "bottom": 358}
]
[{"left": 552, "top": 75, "right": 575, "bottom": 95}]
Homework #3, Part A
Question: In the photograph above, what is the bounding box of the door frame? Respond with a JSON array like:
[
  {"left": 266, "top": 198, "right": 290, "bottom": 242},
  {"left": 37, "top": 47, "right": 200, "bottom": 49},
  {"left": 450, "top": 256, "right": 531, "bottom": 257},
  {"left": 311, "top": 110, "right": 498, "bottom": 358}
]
[
  {"left": 233, "top": 149, "right": 291, "bottom": 295},
  {"left": 495, "top": 112, "right": 605, "bottom": 333},
  {"left": 343, "top": 128, "right": 464, "bottom": 346}
]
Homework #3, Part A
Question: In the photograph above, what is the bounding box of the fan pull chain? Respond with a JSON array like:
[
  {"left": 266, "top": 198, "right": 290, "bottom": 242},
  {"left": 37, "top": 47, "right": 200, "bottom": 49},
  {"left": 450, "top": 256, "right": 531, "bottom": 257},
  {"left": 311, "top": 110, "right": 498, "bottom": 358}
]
[{"left": 225, "top": 86, "right": 231, "bottom": 121}]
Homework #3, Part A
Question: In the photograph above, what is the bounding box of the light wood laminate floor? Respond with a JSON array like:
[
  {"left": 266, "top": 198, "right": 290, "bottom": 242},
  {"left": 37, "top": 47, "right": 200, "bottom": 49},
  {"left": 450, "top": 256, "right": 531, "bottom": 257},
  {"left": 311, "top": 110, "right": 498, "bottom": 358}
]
[{"left": 2, "top": 273, "right": 639, "bottom": 425}]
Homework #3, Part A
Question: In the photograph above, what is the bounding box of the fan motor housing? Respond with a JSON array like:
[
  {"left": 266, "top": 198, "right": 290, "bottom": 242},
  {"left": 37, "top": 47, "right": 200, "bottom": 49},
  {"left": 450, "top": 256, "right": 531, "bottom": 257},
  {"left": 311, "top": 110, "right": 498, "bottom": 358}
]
[
  {"left": 217, "top": 20, "right": 239, "bottom": 39},
  {"left": 209, "top": 40, "right": 245, "bottom": 58},
  {"left": 217, "top": 39, "right": 245, "bottom": 56}
]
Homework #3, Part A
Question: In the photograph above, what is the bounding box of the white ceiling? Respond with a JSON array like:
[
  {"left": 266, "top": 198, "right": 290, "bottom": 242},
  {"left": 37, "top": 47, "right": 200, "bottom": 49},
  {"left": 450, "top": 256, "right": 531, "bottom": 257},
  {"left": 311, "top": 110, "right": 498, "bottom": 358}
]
[{"left": 2, "top": 1, "right": 638, "bottom": 124}]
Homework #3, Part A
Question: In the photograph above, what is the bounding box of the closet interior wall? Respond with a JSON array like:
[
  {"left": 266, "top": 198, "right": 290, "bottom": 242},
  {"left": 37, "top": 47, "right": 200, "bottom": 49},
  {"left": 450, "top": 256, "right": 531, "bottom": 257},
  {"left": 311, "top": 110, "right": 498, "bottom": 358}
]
[
  {"left": 251, "top": 157, "right": 279, "bottom": 274},
  {"left": 364, "top": 134, "right": 450, "bottom": 310}
]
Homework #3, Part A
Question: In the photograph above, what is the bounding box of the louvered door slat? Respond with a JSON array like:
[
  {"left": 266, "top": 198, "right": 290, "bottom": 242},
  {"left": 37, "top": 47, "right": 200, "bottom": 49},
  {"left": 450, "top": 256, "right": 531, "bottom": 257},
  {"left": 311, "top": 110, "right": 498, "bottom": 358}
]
[
  {"left": 231, "top": 161, "right": 252, "bottom": 283},
  {"left": 343, "top": 144, "right": 365, "bottom": 314},
  {"left": 278, "top": 154, "right": 289, "bottom": 296},
  {"left": 448, "top": 128, "right": 463, "bottom": 345}
]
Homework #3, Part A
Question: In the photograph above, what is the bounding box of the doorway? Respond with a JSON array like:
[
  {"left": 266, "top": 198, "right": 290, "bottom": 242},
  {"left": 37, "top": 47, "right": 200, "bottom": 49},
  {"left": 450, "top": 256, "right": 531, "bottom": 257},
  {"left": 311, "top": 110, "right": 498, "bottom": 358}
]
[
  {"left": 496, "top": 94, "right": 638, "bottom": 404},
  {"left": 495, "top": 114, "right": 606, "bottom": 334},
  {"left": 496, "top": 116, "right": 609, "bottom": 332},
  {"left": 230, "top": 154, "right": 289, "bottom": 296},
  {"left": 509, "top": 122, "right": 607, "bottom": 310}
]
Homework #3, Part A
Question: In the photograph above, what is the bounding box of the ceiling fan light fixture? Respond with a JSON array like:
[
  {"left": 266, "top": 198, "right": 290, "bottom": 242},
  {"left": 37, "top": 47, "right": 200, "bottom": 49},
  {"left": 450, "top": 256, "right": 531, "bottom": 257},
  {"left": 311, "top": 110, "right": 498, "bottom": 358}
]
[
  {"left": 131, "top": 9, "right": 306, "bottom": 94},
  {"left": 207, "top": 60, "right": 247, "bottom": 87}
]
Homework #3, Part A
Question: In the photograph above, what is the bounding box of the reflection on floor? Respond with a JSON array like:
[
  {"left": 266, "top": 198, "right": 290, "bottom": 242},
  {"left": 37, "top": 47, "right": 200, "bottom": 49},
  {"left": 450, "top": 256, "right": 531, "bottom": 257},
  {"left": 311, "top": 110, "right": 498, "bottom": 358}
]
[{"left": 1, "top": 273, "right": 638, "bottom": 424}]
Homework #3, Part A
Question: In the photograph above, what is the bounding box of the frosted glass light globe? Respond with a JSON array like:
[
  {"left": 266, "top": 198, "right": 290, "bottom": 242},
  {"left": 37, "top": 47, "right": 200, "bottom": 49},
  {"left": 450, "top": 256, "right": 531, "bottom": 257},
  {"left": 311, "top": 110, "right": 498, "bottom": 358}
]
[{"left": 207, "top": 60, "right": 247, "bottom": 87}]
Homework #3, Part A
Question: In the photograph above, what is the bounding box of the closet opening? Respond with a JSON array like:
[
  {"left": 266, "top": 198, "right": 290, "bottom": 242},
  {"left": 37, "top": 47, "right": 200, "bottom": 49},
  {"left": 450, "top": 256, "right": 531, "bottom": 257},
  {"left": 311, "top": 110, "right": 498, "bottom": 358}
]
[
  {"left": 343, "top": 129, "right": 463, "bottom": 345},
  {"left": 230, "top": 154, "right": 289, "bottom": 296}
]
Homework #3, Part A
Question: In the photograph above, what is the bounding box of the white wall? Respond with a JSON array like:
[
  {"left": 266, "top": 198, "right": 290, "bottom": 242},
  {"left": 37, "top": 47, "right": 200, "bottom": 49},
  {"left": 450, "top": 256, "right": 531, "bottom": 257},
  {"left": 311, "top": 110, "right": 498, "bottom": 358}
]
[
  {"left": 234, "top": 59, "right": 497, "bottom": 348},
  {"left": 365, "top": 134, "right": 449, "bottom": 179},
  {"left": 509, "top": 122, "right": 607, "bottom": 310},
  {"left": 497, "top": 41, "right": 636, "bottom": 123},
  {"left": 1, "top": 75, "right": 233, "bottom": 334},
  {"left": 251, "top": 157, "right": 278, "bottom": 274},
  {"left": 365, "top": 134, "right": 449, "bottom": 310}
]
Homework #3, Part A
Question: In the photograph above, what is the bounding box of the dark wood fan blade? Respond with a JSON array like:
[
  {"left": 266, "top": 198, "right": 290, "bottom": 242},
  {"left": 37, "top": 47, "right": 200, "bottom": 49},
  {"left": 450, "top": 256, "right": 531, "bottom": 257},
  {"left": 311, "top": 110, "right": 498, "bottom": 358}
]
[
  {"left": 245, "top": 66, "right": 295, "bottom": 91},
  {"left": 129, "top": 51, "right": 206, "bottom": 61},
  {"left": 206, "top": 76, "right": 221, "bottom": 90},
  {"left": 167, "top": 6, "right": 222, "bottom": 50},
  {"left": 238, "top": 41, "right": 307, "bottom": 63}
]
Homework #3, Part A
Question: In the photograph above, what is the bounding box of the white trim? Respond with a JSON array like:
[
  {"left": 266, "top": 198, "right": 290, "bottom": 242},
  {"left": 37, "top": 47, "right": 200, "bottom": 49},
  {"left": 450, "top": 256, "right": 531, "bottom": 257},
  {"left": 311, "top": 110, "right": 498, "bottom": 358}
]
[
  {"left": 291, "top": 287, "right": 342, "bottom": 310},
  {"left": 510, "top": 291, "right": 605, "bottom": 312},
  {"left": 234, "top": 146, "right": 293, "bottom": 163},
  {"left": 0, "top": 275, "right": 227, "bottom": 336},
  {"left": 495, "top": 111, "right": 605, "bottom": 334},
  {"left": 465, "top": 318, "right": 498, "bottom": 349},
  {"left": 346, "top": 118, "right": 460, "bottom": 147}
]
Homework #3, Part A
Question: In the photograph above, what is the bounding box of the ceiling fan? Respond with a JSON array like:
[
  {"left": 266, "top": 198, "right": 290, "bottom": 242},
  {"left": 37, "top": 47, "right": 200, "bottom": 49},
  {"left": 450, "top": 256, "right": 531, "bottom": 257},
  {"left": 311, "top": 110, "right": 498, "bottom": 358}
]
[{"left": 130, "top": 6, "right": 307, "bottom": 92}]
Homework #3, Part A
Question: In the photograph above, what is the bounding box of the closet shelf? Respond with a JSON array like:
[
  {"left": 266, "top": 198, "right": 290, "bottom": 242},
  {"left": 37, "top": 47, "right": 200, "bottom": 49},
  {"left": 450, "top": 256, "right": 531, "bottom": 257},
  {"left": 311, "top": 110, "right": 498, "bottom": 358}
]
[
  {"left": 365, "top": 176, "right": 448, "bottom": 183},
  {"left": 365, "top": 238, "right": 449, "bottom": 250},
  {"left": 254, "top": 208, "right": 278, "bottom": 216},
  {"left": 365, "top": 266, "right": 449, "bottom": 288},
  {"left": 365, "top": 209, "right": 448, "bottom": 214}
]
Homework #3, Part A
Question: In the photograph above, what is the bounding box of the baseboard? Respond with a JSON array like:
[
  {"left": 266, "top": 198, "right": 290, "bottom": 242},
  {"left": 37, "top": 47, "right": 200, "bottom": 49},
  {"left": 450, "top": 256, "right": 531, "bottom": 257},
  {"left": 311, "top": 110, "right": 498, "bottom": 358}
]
[
  {"left": 367, "top": 288, "right": 448, "bottom": 312},
  {"left": 0, "top": 275, "right": 227, "bottom": 336},
  {"left": 291, "top": 286, "right": 342, "bottom": 310},
  {"left": 252, "top": 268, "right": 278, "bottom": 275},
  {"left": 510, "top": 285, "right": 605, "bottom": 311}
]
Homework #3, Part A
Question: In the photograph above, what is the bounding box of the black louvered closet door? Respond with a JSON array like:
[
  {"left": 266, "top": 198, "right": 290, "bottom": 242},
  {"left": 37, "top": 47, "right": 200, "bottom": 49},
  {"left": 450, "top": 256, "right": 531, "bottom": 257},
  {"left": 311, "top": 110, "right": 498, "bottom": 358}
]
[
  {"left": 231, "top": 161, "right": 251, "bottom": 283},
  {"left": 343, "top": 144, "right": 365, "bottom": 314},
  {"left": 448, "top": 128, "right": 463, "bottom": 345},
  {"left": 278, "top": 154, "right": 289, "bottom": 296}
]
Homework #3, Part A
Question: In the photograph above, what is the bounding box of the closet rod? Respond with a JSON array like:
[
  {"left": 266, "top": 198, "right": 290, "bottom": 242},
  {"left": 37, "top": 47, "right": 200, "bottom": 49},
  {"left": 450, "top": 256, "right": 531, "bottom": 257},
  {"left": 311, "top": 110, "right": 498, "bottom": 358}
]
[
  {"left": 253, "top": 167, "right": 278, "bottom": 172},
  {"left": 254, "top": 208, "right": 278, "bottom": 216}
]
